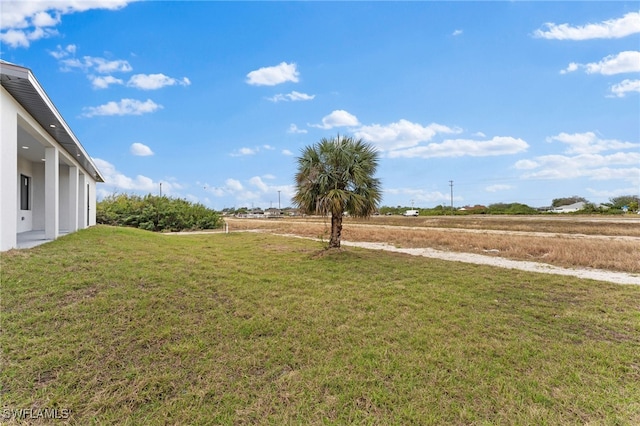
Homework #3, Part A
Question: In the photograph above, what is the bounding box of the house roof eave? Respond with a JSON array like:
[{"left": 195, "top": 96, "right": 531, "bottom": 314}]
[{"left": 0, "top": 61, "right": 104, "bottom": 183}]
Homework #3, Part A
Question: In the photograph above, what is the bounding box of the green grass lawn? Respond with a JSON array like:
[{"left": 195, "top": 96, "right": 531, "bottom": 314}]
[{"left": 1, "top": 225, "right": 639, "bottom": 425}]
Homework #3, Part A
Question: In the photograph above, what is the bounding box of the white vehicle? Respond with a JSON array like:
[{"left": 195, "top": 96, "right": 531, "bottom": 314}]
[{"left": 403, "top": 209, "right": 419, "bottom": 217}]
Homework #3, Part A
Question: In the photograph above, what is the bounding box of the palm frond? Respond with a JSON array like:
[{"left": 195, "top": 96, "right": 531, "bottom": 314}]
[{"left": 293, "top": 135, "right": 381, "bottom": 220}]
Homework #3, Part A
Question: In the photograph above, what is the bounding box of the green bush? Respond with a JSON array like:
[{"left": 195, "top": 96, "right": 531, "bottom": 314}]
[
  {"left": 97, "top": 193, "right": 223, "bottom": 232},
  {"left": 485, "top": 203, "right": 538, "bottom": 215}
]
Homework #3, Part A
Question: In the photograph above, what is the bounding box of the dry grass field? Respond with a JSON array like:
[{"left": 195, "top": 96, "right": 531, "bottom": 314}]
[{"left": 225, "top": 215, "right": 640, "bottom": 274}]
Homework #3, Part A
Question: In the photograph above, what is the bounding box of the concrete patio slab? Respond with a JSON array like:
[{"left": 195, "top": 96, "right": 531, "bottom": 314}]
[{"left": 16, "top": 230, "right": 68, "bottom": 249}]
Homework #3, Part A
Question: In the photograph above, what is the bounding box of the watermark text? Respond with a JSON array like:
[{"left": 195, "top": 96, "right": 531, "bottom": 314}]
[{"left": 2, "top": 408, "right": 71, "bottom": 420}]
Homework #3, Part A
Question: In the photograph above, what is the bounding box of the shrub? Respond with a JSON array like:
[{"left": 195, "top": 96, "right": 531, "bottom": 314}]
[
  {"left": 97, "top": 193, "right": 223, "bottom": 232},
  {"left": 486, "top": 203, "right": 538, "bottom": 215}
]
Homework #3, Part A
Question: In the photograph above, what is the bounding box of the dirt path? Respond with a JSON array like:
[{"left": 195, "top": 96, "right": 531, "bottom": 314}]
[
  {"left": 340, "top": 240, "right": 640, "bottom": 286},
  {"left": 169, "top": 228, "right": 640, "bottom": 286}
]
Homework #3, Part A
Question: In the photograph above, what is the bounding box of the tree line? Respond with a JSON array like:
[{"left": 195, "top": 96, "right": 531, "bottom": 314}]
[{"left": 378, "top": 195, "right": 638, "bottom": 216}]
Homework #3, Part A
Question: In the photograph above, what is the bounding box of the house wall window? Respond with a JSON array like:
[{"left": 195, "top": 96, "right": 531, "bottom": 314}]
[{"left": 20, "top": 174, "right": 31, "bottom": 210}]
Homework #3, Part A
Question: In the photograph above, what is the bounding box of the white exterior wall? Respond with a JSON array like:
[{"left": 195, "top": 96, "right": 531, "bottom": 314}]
[
  {"left": 1, "top": 82, "right": 100, "bottom": 251},
  {"left": 68, "top": 166, "right": 79, "bottom": 232},
  {"left": 1, "top": 87, "right": 18, "bottom": 251},
  {"left": 88, "top": 178, "right": 97, "bottom": 226},
  {"left": 59, "top": 164, "right": 69, "bottom": 231},
  {"left": 78, "top": 172, "right": 87, "bottom": 229},
  {"left": 32, "top": 162, "right": 45, "bottom": 230}
]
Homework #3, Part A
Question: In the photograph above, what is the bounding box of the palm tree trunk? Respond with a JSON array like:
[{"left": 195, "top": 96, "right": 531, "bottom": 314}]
[{"left": 329, "top": 212, "right": 342, "bottom": 248}]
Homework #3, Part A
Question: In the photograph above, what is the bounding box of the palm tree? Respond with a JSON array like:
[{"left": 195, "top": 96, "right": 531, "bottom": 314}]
[{"left": 293, "top": 135, "right": 382, "bottom": 248}]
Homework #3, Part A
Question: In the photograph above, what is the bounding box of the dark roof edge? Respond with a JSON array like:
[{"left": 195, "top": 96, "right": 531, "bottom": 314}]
[{"left": 0, "top": 61, "right": 105, "bottom": 182}]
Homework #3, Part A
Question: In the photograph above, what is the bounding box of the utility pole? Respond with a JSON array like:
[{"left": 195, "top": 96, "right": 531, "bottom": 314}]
[
  {"left": 159, "top": 182, "right": 162, "bottom": 197},
  {"left": 449, "top": 180, "right": 454, "bottom": 215}
]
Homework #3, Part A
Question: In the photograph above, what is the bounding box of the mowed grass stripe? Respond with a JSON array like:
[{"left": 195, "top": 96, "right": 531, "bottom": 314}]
[{"left": 1, "top": 225, "right": 639, "bottom": 425}]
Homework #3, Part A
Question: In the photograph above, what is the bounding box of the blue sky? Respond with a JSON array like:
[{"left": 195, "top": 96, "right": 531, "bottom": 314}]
[{"left": 2, "top": 1, "right": 639, "bottom": 210}]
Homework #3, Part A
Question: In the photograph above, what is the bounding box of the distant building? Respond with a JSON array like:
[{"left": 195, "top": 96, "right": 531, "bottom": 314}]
[
  {"left": 264, "top": 208, "right": 282, "bottom": 217},
  {"left": 1, "top": 61, "right": 103, "bottom": 251},
  {"left": 550, "top": 202, "right": 586, "bottom": 213}
]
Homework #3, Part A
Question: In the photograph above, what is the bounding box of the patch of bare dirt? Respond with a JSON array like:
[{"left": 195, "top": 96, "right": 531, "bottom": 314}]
[
  {"left": 179, "top": 218, "right": 640, "bottom": 285},
  {"left": 340, "top": 240, "right": 640, "bottom": 286}
]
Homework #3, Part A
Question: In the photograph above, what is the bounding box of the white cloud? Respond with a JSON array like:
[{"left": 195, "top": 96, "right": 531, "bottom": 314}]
[
  {"left": 31, "top": 10, "right": 60, "bottom": 27},
  {"left": 127, "top": 73, "right": 191, "bottom": 90},
  {"left": 49, "top": 44, "right": 76, "bottom": 59},
  {"left": 287, "top": 124, "right": 307, "bottom": 134},
  {"left": 56, "top": 57, "right": 83, "bottom": 70},
  {"left": 384, "top": 187, "right": 451, "bottom": 204},
  {"left": 59, "top": 55, "right": 133, "bottom": 73},
  {"left": 202, "top": 185, "right": 225, "bottom": 197},
  {"left": 93, "top": 157, "right": 180, "bottom": 198},
  {"left": 285, "top": 91, "right": 313, "bottom": 101},
  {"left": 230, "top": 145, "right": 275, "bottom": 157},
  {"left": 587, "top": 167, "right": 640, "bottom": 181},
  {"left": 90, "top": 57, "right": 131, "bottom": 73},
  {"left": 452, "top": 29, "right": 463, "bottom": 36},
  {"left": 199, "top": 182, "right": 227, "bottom": 197},
  {"left": 248, "top": 176, "right": 294, "bottom": 203},
  {"left": 208, "top": 176, "right": 294, "bottom": 207},
  {"left": 346, "top": 117, "right": 526, "bottom": 160},
  {"left": 560, "top": 62, "right": 579, "bottom": 74},
  {"left": 130, "top": 142, "right": 154, "bottom": 156},
  {"left": 0, "top": 1, "right": 134, "bottom": 48},
  {"left": 388, "top": 136, "right": 529, "bottom": 159},
  {"left": 610, "top": 79, "right": 640, "bottom": 97},
  {"left": 82, "top": 98, "right": 162, "bottom": 117},
  {"left": 90, "top": 75, "right": 123, "bottom": 89},
  {"left": 246, "top": 62, "right": 299, "bottom": 86},
  {"left": 516, "top": 132, "right": 640, "bottom": 182},
  {"left": 249, "top": 176, "right": 269, "bottom": 192},
  {"left": 313, "top": 116, "right": 524, "bottom": 160},
  {"left": 282, "top": 149, "right": 293, "bottom": 156},
  {"left": 49, "top": 46, "right": 133, "bottom": 75},
  {"left": 514, "top": 159, "right": 539, "bottom": 170},
  {"left": 231, "top": 147, "right": 257, "bottom": 157},
  {"left": 519, "top": 155, "right": 640, "bottom": 181},
  {"left": 355, "top": 119, "right": 461, "bottom": 151},
  {"left": 311, "top": 109, "right": 360, "bottom": 129},
  {"left": 225, "top": 178, "right": 244, "bottom": 192},
  {"left": 51, "top": 46, "right": 191, "bottom": 92},
  {"left": 561, "top": 51, "right": 640, "bottom": 75},
  {"left": 533, "top": 11, "right": 640, "bottom": 40},
  {"left": 588, "top": 185, "right": 640, "bottom": 198},
  {"left": 0, "top": 27, "right": 57, "bottom": 48},
  {"left": 585, "top": 51, "right": 640, "bottom": 75},
  {"left": 546, "top": 132, "right": 640, "bottom": 154},
  {"left": 485, "top": 184, "right": 513, "bottom": 193},
  {"left": 267, "top": 91, "right": 315, "bottom": 102}
]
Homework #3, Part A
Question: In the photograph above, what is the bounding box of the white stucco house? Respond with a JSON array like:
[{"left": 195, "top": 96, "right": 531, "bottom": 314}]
[
  {"left": 1, "top": 61, "right": 103, "bottom": 251},
  {"left": 550, "top": 202, "right": 586, "bottom": 213}
]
